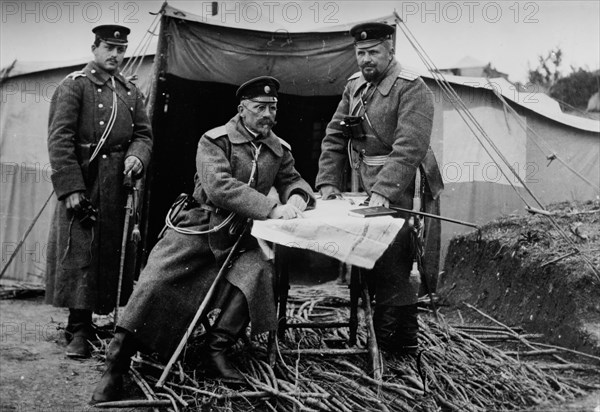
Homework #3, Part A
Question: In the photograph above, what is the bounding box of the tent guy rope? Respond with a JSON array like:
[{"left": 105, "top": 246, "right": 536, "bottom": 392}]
[{"left": 393, "top": 12, "right": 599, "bottom": 280}]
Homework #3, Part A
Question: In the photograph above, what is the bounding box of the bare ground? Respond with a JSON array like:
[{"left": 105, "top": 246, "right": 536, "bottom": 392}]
[
  {"left": 0, "top": 296, "right": 145, "bottom": 412},
  {"left": 1, "top": 295, "right": 599, "bottom": 411}
]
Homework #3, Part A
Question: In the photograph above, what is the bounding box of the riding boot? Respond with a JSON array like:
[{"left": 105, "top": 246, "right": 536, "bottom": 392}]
[
  {"left": 65, "top": 309, "right": 93, "bottom": 358},
  {"left": 90, "top": 330, "right": 137, "bottom": 405},
  {"left": 392, "top": 304, "right": 419, "bottom": 355},
  {"left": 374, "top": 304, "right": 419, "bottom": 356},
  {"left": 203, "top": 286, "right": 250, "bottom": 384}
]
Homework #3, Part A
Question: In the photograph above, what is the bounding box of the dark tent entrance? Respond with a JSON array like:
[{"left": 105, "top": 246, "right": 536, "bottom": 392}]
[
  {"left": 141, "top": 5, "right": 396, "bottom": 280},
  {"left": 146, "top": 74, "right": 341, "bottom": 250}
]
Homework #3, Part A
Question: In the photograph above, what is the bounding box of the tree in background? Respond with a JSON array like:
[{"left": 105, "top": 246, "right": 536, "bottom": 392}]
[
  {"left": 526, "top": 47, "right": 599, "bottom": 112},
  {"left": 527, "top": 47, "right": 563, "bottom": 93},
  {"left": 550, "top": 68, "right": 600, "bottom": 112}
]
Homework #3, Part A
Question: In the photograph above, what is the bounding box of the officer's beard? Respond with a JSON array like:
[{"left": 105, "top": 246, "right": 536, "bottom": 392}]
[
  {"left": 255, "top": 119, "right": 277, "bottom": 138},
  {"left": 361, "top": 59, "right": 393, "bottom": 83},
  {"left": 362, "top": 67, "right": 379, "bottom": 82}
]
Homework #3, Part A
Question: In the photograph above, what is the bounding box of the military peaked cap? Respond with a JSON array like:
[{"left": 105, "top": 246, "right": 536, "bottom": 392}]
[
  {"left": 350, "top": 22, "right": 394, "bottom": 49},
  {"left": 92, "top": 24, "right": 130, "bottom": 46},
  {"left": 236, "top": 76, "right": 280, "bottom": 103}
]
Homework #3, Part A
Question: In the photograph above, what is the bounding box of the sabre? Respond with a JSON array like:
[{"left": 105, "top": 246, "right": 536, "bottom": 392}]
[
  {"left": 388, "top": 205, "right": 479, "bottom": 229},
  {"left": 114, "top": 172, "right": 134, "bottom": 330}
]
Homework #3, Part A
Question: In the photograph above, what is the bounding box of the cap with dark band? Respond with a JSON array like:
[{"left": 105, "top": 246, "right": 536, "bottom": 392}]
[
  {"left": 350, "top": 22, "right": 394, "bottom": 49},
  {"left": 236, "top": 76, "right": 280, "bottom": 103},
  {"left": 92, "top": 24, "right": 130, "bottom": 46}
]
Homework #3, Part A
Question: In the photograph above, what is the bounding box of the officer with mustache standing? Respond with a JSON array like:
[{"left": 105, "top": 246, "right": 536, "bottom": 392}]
[
  {"left": 45, "top": 25, "right": 153, "bottom": 359},
  {"left": 316, "top": 22, "right": 444, "bottom": 357}
]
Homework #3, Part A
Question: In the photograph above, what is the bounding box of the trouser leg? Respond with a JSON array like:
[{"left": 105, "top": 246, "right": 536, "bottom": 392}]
[{"left": 373, "top": 222, "right": 420, "bottom": 355}]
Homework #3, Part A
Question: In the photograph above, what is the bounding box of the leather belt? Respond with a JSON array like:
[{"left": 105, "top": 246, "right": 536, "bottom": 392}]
[
  {"left": 361, "top": 154, "right": 389, "bottom": 166},
  {"left": 77, "top": 142, "right": 126, "bottom": 154}
]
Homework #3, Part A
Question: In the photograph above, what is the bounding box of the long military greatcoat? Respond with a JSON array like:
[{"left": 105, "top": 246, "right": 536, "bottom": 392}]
[
  {"left": 316, "top": 60, "right": 443, "bottom": 305},
  {"left": 118, "top": 114, "right": 315, "bottom": 361},
  {"left": 45, "top": 61, "right": 153, "bottom": 314}
]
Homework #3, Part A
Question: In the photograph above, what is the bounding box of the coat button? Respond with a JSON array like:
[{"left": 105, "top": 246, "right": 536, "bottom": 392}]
[
  {"left": 98, "top": 104, "right": 104, "bottom": 108},
  {"left": 102, "top": 154, "right": 107, "bottom": 159},
  {"left": 97, "top": 88, "right": 102, "bottom": 92},
  {"left": 127, "top": 91, "right": 131, "bottom": 95},
  {"left": 99, "top": 121, "right": 105, "bottom": 126},
  {"left": 131, "top": 123, "right": 134, "bottom": 127},
  {"left": 130, "top": 107, "right": 134, "bottom": 111}
]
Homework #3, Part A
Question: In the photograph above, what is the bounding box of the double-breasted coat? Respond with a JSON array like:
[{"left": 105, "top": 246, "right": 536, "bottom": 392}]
[
  {"left": 316, "top": 60, "right": 443, "bottom": 306},
  {"left": 45, "top": 61, "right": 153, "bottom": 314},
  {"left": 118, "top": 114, "right": 315, "bottom": 361}
]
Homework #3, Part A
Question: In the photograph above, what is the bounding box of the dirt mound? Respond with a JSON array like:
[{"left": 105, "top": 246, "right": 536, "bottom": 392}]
[{"left": 438, "top": 200, "right": 600, "bottom": 355}]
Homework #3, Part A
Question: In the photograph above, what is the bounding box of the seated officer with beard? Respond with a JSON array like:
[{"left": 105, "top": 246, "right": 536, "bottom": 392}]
[{"left": 91, "top": 76, "right": 315, "bottom": 403}]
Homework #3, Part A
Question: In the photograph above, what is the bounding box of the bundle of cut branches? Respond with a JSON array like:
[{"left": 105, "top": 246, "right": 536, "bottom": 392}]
[{"left": 93, "top": 283, "right": 598, "bottom": 411}]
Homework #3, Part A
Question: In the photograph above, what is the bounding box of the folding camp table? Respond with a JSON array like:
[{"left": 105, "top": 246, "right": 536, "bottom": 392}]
[{"left": 251, "top": 196, "right": 405, "bottom": 379}]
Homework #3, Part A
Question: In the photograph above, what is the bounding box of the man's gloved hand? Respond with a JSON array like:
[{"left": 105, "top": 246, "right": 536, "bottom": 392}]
[
  {"left": 287, "top": 194, "right": 308, "bottom": 211},
  {"left": 368, "top": 192, "right": 390, "bottom": 208},
  {"left": 124, "top": 156, "right": 143, "bottom": 177},
  {"left": 65, "top": 191, "right": 85, "bottom": 212},
  {"left": 268, "top": 204, "right": 305, "bottom": 220},
  {"left": 319, "top": 185, "right": 341, "bottom": 200}
]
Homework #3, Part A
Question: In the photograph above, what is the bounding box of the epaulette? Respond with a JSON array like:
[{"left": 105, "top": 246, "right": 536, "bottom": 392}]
[
  {"left": 204, "top": 125, "right": 227, "bottom": 139},
  {"left": 398, "top": 69, "right": 418, "bottom": 81},
  {"left": 348, "top": 71, "right": 362, "bottom": 81},
  {"left": 66, "top": 70, "right": 86, "bottom": 80},
  {"left": 278, "top": 137, "right": 291, "bottom": 151},
  {"left": 124, "top": 73, "right": 138, "bottom": 85}
]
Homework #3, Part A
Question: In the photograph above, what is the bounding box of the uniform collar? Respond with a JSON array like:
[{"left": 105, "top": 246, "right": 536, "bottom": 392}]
[
  {"left": 84, "top": 61, "right": 131, "bottom": 90},
  {"left": 352, "top": 60, "right": 400, "bottom": 98},
  {"left": 226, "top": 114, "right": 284, "bottom": 157}
]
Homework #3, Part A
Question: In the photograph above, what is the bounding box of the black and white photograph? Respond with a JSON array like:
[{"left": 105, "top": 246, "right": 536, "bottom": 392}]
[{"left": 1, "top": 1, "right": 599, "bottom": 410}]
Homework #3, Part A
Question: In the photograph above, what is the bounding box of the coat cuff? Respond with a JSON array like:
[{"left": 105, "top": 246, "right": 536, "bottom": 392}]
[
  {"left": 280, "top": 182, "right": 316, "bottom": 208},
  {"left": 126, "top": 143, "right": 152, "bottom": 171},
  {"left": 51, "top": 164, "right": 86, "bottom": 200},
  {"left": 288, "top": 188, "right": 317, "bottom": 209}
]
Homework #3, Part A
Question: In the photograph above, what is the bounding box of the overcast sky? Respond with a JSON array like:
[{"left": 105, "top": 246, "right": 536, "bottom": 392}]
[{"left": 1, "top": 0, "right": 599, "bottom": 83}]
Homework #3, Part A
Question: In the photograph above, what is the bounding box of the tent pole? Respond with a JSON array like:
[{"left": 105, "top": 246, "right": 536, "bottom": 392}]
[
  {"left": 140, "top": 9, "right": 168, "bottom": 272},
  {"left": 0, "top": 190, "right": 54, "bottom": 279},
  {"left": 145, "top": 3, "right": 167, "bottom": 122}
]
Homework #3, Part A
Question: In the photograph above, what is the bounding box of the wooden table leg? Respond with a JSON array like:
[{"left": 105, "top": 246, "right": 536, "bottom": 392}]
[
  {"left": 349, "top": 266, "right": 360, "bottom": 346},
  {"left": 267, "top": 330, "right": 276, "bottom": 367},
  {"left": 275, "top": 245, "right": 289, "bottom": 340},
  {"left": 360, "top": 270, "right": 383, "bottom": 380}
]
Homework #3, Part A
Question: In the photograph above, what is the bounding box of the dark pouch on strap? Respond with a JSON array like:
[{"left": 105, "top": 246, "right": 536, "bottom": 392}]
[
  {"left": 75, "top": 143, "right": 97, "bottom": 186},
  {"left": 421, "top": 148, "right": 444, "bottom": 199}
]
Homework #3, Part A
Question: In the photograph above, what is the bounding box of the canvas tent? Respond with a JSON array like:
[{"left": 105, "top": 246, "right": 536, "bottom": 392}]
[
  {"left": 419, "top": 74, "right": 599, "bottom": 258},
  {"left": 1, "top": 3, "right": 598, "bottom": 284}
]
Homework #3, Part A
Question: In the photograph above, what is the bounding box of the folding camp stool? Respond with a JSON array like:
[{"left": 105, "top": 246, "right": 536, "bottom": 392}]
[{"left": 267, "top": 245, "right": 383, "bottom": 379}]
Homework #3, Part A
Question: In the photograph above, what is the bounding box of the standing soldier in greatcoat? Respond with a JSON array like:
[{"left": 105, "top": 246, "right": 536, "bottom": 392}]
[
  {"left": 45, "top": 25, "right": 153, "bottom": 359},
  {"left": 91, "top": 76, "right": 315, "bottom": 403},
  {"left": 316, "top": 22, "right": 444, "bottom": 356}
]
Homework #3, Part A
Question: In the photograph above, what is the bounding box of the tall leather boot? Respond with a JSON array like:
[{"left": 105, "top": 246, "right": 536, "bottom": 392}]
[
  {"left": 374, "top": 304, "right": 419, "bottom": 356},
  {"left": 203, "top": 286, "right": 250, "bottom": 384},
  {"left": 393, "top": 304, "right": 419, "bottom": 356},
  {"left": 90, "top": 330, "right": 137, "bottom": 405},
  {"left": 65, "top": 309, "right": 93, "bottom": 358}
]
